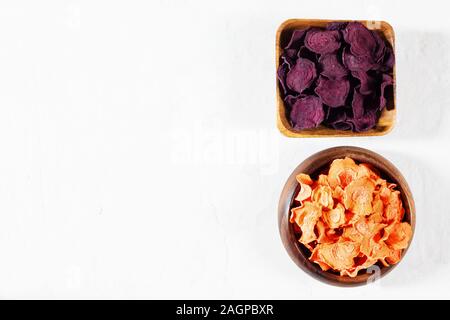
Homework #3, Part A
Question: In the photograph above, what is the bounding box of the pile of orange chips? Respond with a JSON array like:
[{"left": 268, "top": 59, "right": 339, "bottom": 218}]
[{"left": 290, "top": 157, "right": 412, "bottom": 277}]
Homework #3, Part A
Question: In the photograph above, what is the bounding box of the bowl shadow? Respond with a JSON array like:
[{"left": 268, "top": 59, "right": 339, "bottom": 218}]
[
  {"left": 391, "top": 29, "right": 450, "bottom": 139},
  {"left": 376, "top": 151, "right": 450, "bottom": 287}
]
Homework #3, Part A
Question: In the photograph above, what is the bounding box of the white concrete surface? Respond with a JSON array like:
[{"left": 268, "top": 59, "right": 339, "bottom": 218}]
[{"left": 0, "top": 0, "right": 448, "bottom": 299}]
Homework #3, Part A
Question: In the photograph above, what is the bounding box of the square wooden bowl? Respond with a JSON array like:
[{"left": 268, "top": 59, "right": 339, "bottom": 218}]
[{"left": 276, "top": 19, "right": 396, "bottom": 138}]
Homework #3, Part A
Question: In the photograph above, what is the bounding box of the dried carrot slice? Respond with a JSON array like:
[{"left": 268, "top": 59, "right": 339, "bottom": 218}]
[
  {"left": 295, "top": 183, "right": 312, "bottom": 203},
  {"left": 311, "top": 241, "right": 360, "bottom": 271},
  {"left": 386, "top": 249, "right": 402, "bottom": 264},
  {"left": 328, "top": 157, "right": 359, "bottom": 188},
  {"left": 372, "top": 194, "right": 384, "bottom": 217},
  {"left": 312, "top": 185, "right": 334, "bottom": 209},
  {"left": 295, "top": 173, "right": 313, "bottom": 203},
  {"left": 342, "top": 225, "right": 364, "bottom": 242},
  {"left": 356, "top": 163, "right": 379, "bottom": 181},
  {"left": 332, "top": 185, "right": 345, "bottom": 202},
  {"left": 316, "top": 219, "right": 335, "bottom": 244},
  {"left": 385, "top": 222, "right": 412, "bottom": 250},
  {"left": 323, "top": 203, "right": 346, "bottom": 228},
  {"left": 341, "top": 255, "right": 377, "bottom": 277},
  {"left": 290, "top": 202, "right": 322, "bottom": 245},
  {"left": 384, "top": 190, "right": 405, "bottom": 222},
  {"left": 296, "top": 173, "right": 313, "bottom": 185},
  {"left": 343, "top": 177, "right": 375, "bottom": 217},
  {"left": 317, "top": 174, "right": 330, "bottom": 186},
  {"left": 309, "top": 246, "right": 332, "bottom": 271},
  {"left": 369, "top": 240, "right": 392, "bottom": 262}
]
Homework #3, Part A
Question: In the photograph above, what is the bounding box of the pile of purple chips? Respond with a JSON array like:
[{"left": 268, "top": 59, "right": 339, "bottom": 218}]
[{"left": 277, "top": 22, "right": 395, "bottom": 132}]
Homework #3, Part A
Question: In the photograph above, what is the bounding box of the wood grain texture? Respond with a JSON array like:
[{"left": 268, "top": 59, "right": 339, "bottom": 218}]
[
  {"left": 276, "top": 19, "right": 396, "bottom": 138},
  {"left": 278, "top": 146, "right": 415, "bottom": 286}
]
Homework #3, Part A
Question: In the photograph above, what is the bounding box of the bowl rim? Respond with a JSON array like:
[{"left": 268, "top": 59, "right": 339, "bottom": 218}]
[
  {"left": 275, "top": 19, "right": 396, "bottom": 138},
  {"left": 277, "top": 146, "right": 415, "bottom": 286}
]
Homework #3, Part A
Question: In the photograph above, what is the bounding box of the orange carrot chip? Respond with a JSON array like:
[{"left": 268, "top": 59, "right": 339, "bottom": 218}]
[
  {"left": 342, "top": 225, "right": 364, "bottom": 243},
  {"left": 386, "top": 249, "right": 402, "bottom": 265},
  {"left": 372, "top": 194, "right": 384, "bottom": 218},
  {"left": 357, "top": 163, "right": 379, "bottom": 181},
  {"left": 341, "top": 254, "right": 377, "bottom": 277},
  {"left": 295, "top": 183, "right": 312, "bottom": 203},
  {"left": 290, "top": 202, "right": 322, "bottom": 245},
  {"left": 316, "top": 219, "right": 335, "bottom": 244},
  {"left": 317, "top": 174, "right": 330, "bottom": 186},
  {"left": 312, "top": 185, "right": 334, "bottom": 209},
  {"left": 332, "top": 185, "right": 345, "bottom": 202},
  {"left": 296, "top": 173, "right": 313, "bottom": 185},
  {"left": 385, "top": 222, "right": 412, "bottom": 250},
  {"left": 295, "top": 173, "right": 313, "bottom": 203},
  {"left": 384, "top": 190, "right": 405, "bottom": 222},
  {"left": 343, "top": 177, "right": 375, "bottom": 217},
  {"left": 311, "top": 241, "right": 360, "bottom": 271},
  {"left": 323, "top": 203, "right": 346, "bottom": 228},
  {"left": 328, "top": 157, "right": 359, "bottom": 188}
]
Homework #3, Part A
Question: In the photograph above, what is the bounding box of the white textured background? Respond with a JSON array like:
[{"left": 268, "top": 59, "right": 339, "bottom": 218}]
[{"left": 0, "top": 0, "right": 449, "bottom": 299}]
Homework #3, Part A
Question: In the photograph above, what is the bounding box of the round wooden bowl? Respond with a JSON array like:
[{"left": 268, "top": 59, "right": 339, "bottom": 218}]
[{"left": 278, "top": 146, "right": 415, "bottom": 286}]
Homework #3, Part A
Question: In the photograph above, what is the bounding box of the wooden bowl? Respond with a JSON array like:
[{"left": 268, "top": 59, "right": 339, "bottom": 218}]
[
  {"left": 278, "top": 146, "right": 415, "bottom": 286},
  {"left": 276, "top": 19, "right": 396, "bottom": 138}
]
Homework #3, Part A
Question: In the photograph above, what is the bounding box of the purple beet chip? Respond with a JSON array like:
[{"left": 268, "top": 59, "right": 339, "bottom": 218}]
[
  {"left": 285, "top": 28, "right": 309, "bottom": 51},
  {"left": 351, "top": 70, "right": 375, "bottom": 95},
  {"left": 342, "top": 47, "right": 375, "bottom": 72},
  {"left": 379, "top": 73, "right": 393, "bottom": 110},
  {"left": 290, "top": 95, "right": 325, "bottom": 130},
  {"left": 286, "top": 57, "right": 317, "bottom": 94},
  {"left": 351, "top": 87, "right": 365, "bottom": 118},
  {"left": 280, "top": 54, "right": 295, "bottom": 69},
  {"left": 277, "top": 62, "right": 289, "bottom": 95},
  {"left": 379, "top": 46, "right": 395, "bottom": 71},
  {"left": 326, "top": 22, "right": 348, "bottom": 31},
  {"left": 371, "top": 30, "right": 387, "bottom": 63},
  {"left": 315, "top": 76, "right": 350, "bottom": 108},
  {"left": 332, "top": 120, "right": 354, "bottom": 131},
  {"left": 297, "top": 46, "right": 318, "bottom": 61},
  {"left": 343, "top": 22, "right": 378, "bottom": 58},
  {"left": 324, "top": 107, "right": 353, "bottom": 131},
  {"left": 284, "top": 94, "right": 301, "bottom": 108},
  {"left": 349, "top": 110, "right": 378, "bottom": 132},
  {"left": 304, "top": 29, "right": 341, "bottom": 55},
  {"left": 319, "top": 53, "right": 348, "bottom": 79},
  {"left": 283, "top": 48, "right": 298, "bottom": 61}
]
